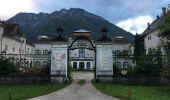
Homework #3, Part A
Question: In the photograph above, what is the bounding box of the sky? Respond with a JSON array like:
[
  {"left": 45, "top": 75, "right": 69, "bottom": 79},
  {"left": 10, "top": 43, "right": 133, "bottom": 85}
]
[{"left": 0, "top": 0, "right": 169, "bottom": 34}]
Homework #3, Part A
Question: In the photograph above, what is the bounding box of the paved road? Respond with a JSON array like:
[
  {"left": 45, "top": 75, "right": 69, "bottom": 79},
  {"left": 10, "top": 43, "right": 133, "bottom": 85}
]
[{"left": 29, "top": 72, "right": 118, "bottom": 100}]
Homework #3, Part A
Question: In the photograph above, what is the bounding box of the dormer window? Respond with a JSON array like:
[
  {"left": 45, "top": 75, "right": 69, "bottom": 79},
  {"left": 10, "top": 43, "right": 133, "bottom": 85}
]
[{"left": 148, "top": 36, "right": 151, "bottom": 40}]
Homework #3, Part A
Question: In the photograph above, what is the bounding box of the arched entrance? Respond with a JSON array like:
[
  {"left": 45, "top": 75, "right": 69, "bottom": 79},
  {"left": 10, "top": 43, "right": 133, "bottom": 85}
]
[
  {"left": 73, "top": 62, "right": 77, "bottom": 69},
  {"left": 79, "top": 62, "right": 85, "bottom": 70},
  {"left": 67, "top": 36, "right": 96, "bottom": 78}
]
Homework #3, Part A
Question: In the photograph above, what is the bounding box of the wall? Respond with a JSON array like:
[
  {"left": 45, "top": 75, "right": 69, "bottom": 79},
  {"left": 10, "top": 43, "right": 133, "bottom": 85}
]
[
  {"left": 144, "top": 30, "right": 161, "bottom": 53},
  {"left": 96, "top": 44, "right": 113, "bottom": 76}
]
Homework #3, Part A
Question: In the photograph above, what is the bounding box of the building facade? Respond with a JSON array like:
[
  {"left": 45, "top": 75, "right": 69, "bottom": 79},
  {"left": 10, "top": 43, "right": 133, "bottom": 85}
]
[{"left": 0, "top": 22, "right": 133, "bottom": 73}]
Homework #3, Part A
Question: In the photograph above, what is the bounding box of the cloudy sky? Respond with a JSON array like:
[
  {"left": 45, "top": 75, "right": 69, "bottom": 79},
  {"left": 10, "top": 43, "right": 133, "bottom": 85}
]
[{"left": 0, "top": 0, "right": 169, "bottom": 34}]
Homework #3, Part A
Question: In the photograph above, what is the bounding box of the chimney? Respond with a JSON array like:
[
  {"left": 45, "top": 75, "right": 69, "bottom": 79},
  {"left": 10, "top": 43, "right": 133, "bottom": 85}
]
[
  {"left": 156, "top": 15, "right": 160, "bottom": 19},
  {"left": 162, "top": 7, "right": 167, "bottom": 16},
  {"left": 147, "top": 22, "right": 150, "bottom": 30}
]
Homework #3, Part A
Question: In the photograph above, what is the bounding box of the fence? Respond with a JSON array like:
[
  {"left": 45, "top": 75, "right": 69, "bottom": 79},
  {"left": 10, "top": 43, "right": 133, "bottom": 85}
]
[{"left": 0, "top": 54, "right": 51, "bottom": 68}]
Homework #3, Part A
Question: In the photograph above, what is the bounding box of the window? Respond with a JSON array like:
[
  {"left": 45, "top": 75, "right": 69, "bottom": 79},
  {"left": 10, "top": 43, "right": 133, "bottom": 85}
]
[
  {"left": 22, "top": 50, "right": 24, "bottom": 54},
  {"left": 43, "top": 61, "right": 48, "bottom": 67},
  {"left": 13, "top": 47, "right": 15, "bottom": 52},
  {"left": 35, "top": 61, "right": 40, "bottom": 67},
  {"left": 73, "top": 62, "right": 77, "bottom": 69},
  {"left": 123, "top": 62, "right": 128, "bottom": 69},
  {"left": 19, "top": 49, "right": 21, "bottom": 53},
  {"left": 27, "top": 48, "right": 29, "bottom": 54},
  {"left": 123, "top": 50, "right": 128, "bottom": 55},
  {"left": 79, "top": 48, "right": 85, "bottom": 58},
  {"left": 5, "top": 45, "right": 8, "bottom": 50},
  {"left": 35, "top": 50, "right": 41, "bottom": 55},
  {"left": 86, "top": 62, "right": 91, "bottom": 69},
  {"left": 116, "top": 61, "right": 121, "bottom": 68},
  {"left": 148, "top": 36, "right": 151, "bottom": 40},
  {"left": 115, "top": 50, "right": 121, "bottom": 55},
  {"left": 43, "top": 50, "right": 48, "bottom": 55}
]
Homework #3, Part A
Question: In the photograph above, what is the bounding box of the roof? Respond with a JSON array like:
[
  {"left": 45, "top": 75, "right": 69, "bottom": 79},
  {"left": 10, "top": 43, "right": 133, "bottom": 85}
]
[
  {"left": 142, "top": 16, "right": 164, "bottom": 36},
  {"left": 113, "top": 36, "right": 129, "bottom": 44},
  {"left": 74, "top": 29, "right": 91, "bottom": 33},
  {"left": 36, "top": 36, "right": 51, "bottom": 44},
  {"left": 97, "top": 35, "right": 112, "bottom": 42},
  {"left": 3, "top": 23, "right": 25, "bottom": 37}
]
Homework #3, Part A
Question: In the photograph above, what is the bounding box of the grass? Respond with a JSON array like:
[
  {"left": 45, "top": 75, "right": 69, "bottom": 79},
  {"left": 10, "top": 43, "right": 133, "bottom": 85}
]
[
  {"left": 92, "top": 81, "right": 170, "bottom": 100},
  {"left": 0, "top": 83, "right": 71, "bottom": 100},
  {"left": 77, "top": 79, "right": 86, "bottom": 85}
]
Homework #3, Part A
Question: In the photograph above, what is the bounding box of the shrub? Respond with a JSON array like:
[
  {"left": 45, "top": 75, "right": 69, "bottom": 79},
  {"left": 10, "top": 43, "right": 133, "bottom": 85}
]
[{"left": 0, "top": 59, "right": 18, "bottom": 75}]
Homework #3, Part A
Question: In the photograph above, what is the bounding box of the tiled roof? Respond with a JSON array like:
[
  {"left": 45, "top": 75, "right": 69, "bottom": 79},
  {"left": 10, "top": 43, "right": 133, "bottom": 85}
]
[
  {"left": 142, "top": 16, "right": 164, "bottom": 36},
  {"left": 3, "top": 23, "right": 25, "bottom": 37}
]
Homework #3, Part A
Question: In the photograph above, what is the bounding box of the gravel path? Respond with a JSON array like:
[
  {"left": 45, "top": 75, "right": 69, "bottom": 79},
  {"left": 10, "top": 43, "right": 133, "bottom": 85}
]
[{"left": 29, "top": 72, "right": 118, "bottom": 100}]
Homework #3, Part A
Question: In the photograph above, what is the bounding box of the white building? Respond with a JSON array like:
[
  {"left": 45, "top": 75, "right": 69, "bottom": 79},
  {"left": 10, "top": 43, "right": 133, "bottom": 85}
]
[
  {"left": 0, "top": 22, "right": 133, "bottom": 72},
  {"left": 142, "top": 7, "right": 168, "bottom": 54},
  {"left": 112, "top": 36, "right": 133, "bottom": 70},
  {"left": 0, "top": 23, "right": 34, "bottom": 67}
]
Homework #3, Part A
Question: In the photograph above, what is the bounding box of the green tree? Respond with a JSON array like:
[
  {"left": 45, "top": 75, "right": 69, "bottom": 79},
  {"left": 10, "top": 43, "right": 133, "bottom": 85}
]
[
  {"left": 128, "top": 49, "right": 163, "bottom": 76},
  {"left": 159, "top": 7, "right": 170, "bottom": 77},
  {"left": 0, "top": 59, "right": 18, "bottom": 75}
]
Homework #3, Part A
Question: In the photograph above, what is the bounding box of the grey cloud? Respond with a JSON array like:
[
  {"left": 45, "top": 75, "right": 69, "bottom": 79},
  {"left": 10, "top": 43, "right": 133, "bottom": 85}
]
[{"left": 32, "top": 0, "right": 169, "bottom": 23}]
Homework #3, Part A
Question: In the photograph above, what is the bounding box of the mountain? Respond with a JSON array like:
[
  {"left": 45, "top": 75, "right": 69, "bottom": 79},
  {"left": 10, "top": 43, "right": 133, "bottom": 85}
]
[{"left": 7, "top": 8, "right": 134, "bottom": 42}]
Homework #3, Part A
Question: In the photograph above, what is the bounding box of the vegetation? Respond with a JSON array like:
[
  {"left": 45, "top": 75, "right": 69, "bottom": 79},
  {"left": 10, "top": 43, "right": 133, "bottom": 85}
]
[
  {"left": 77, "top": 79, "right": 86, "bottom": 85},
  {"left": 159, "top": 7, "right": 170, "bottom": 77},
  {"left": 128, "top": 49, "right": 163, "bottom": 76},
  {"left": 0, "top": 59, "right": 18, "bottom": 75},
  {"left": 93, "top": 82, "right": 170, "bottom": 100},
  {"left": 0, "top": 83, "right": 70, "bottom": 100}
]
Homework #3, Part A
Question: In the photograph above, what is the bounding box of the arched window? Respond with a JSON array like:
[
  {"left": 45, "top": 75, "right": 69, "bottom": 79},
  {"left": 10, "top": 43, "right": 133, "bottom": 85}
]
[
  {"left": 116, "top": 61, "right": 122, "bottom": 68},
  {"left": 35, "top": 61, "right": 40, "bottom": 67},
  {"left": 73, "top": 62, "right": 77, "bottom": 69},
  {"left": 35, "top": 50, "right": 41, "bottom": 55},
  {"left": 79, "top": 62, "right": 85, "bottom": 70},
  {"left": 123, "top": 62, "right": 128, "bottom": 69},
  {"left": 115, "top": 50, "right": 121, "bottom": 55},
  {"left": 86, "top": 62, "right": 91, "bottom": 69},
  {"left": 43, "top": 50, "right": 48, "bottom": 55},
  {"left": 123, "top": 50, "right": 128, "bottom": 55}
]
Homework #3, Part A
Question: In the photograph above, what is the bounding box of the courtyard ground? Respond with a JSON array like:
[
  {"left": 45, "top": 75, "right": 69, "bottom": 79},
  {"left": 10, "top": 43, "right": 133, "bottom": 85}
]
[{"left": 29, "top": 71, "right": 119, "bottom": 100}]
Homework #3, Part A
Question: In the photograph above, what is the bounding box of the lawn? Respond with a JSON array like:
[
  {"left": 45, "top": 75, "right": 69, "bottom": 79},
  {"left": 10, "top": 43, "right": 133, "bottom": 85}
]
[
  {"left": 92, "top": 81, "right": 170, "bottom": 100},
  {"left": 0, "top": 83, "right": 70, "bottom": 100}
]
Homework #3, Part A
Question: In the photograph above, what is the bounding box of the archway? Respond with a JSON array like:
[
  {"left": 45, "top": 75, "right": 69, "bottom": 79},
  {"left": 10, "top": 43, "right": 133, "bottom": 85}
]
[
  {"left": 79, "top": 62, "right": 85, "bottom": 70},
  {"left": 73, "top": 62, "right": 77, "bottom": 69},
  {"left": 67, "top": 36, "right": 96, "bottom": 78}
]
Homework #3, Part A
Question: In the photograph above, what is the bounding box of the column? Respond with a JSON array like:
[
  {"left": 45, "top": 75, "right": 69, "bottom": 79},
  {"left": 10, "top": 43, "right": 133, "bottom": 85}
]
[
  {"left": 77, "top": 62, "right": 79, "bottom": 69},
  {"left": 85, "top": 62, "right": 87, "bottom": 69}
]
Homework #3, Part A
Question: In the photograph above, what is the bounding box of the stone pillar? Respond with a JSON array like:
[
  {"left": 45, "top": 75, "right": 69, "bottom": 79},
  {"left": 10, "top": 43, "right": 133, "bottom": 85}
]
[
  {"left": 77, "top": 62, "right": 79, "bottom": 69},
  {"left": 85, "top": 62, "right": 87, "bottom": 69},
  {"left": 96, "top": 43, "right": 113, "bottom": 82},
  {"left": 51, "top": 42, "right": 68, "bottom": 83}
]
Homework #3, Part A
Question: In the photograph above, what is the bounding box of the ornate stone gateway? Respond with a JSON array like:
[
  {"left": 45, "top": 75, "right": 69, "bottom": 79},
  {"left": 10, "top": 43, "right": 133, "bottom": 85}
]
[
  {"left": 68, "top": 36, "right": 96, "bottom": 78},
  {"left": 51, "top": 27, "right": 114, "bottom": 82}
]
